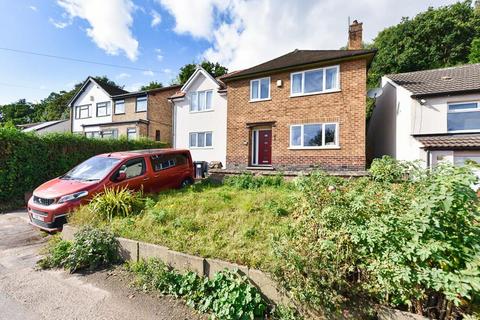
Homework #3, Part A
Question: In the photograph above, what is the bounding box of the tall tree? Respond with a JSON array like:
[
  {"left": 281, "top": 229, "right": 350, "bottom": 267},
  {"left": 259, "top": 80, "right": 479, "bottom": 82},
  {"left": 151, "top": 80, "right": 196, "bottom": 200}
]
[
  {"left": 176, "top": 61, "right": 228, "bottom": 84},
  {"left": 368, "top": 0, "right": 480, "bottom": 87},
  {"left": 0, "top": 99, "right": 36, "bottom": 125},
  {"left": 469, "top": 38, "right": 480, "bottom": 62},
  {"left": 140, "top": 81, "right": 164, "bottom": 91}
]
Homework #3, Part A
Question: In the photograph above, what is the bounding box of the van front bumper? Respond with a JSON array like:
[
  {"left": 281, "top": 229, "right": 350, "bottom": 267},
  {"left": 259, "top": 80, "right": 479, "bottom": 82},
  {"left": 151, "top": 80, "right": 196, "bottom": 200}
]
[{"left": 27, "top": 197, "right": 81, "bottom": 232}]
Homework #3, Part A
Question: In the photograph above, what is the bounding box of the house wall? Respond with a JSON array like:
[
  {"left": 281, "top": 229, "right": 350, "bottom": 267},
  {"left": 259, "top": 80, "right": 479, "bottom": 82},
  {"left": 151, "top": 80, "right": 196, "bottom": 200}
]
[
  {"left": 147, "top": 87, "right": 178, "bottom": 143},
  {"left": 112, "top": 97, "right": 147, "bottom": 122},
  {"left": 35, "top": 121, "right": 70, "bottom": 134},
  {"left": 173, "top": 72, "right": 227, "bottom": 165},
  {"left": 225, "top": 59, "right": 368, "bottom": 171},
  {"left": 71, "top": 82, "right": 113, "bottom": 133}
]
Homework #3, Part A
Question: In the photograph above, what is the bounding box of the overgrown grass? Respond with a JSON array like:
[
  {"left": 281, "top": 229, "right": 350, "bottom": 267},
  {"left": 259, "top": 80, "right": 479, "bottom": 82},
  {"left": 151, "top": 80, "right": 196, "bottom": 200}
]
[{"left": 70, "top": 180, "right": 297, "bottom": 271}]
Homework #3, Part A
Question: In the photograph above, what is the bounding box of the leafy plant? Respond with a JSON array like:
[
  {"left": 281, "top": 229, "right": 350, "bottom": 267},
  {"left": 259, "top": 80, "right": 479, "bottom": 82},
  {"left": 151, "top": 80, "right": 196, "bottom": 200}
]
[
  {"left": 274, "top": 163, "right": 480, "bottom": 319},
  {"left": 38, "top": 226, "right": 119, "bottom": 273},
  {"left": 224, "top": 173, "right": 285, "bottom": 189},
  {"left": 89, "top": 187, "right": 145, "bottom": 222},
  {"left": 128, "top": 258, "right": 267, "bottom": 319}
]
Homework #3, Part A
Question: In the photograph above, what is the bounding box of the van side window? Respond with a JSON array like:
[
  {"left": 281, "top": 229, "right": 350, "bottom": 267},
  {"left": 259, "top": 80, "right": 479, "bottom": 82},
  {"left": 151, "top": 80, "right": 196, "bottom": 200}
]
[
  {"left": 176, "top": 153, "right": 188, "bottom": 166},
  {"left": 150, "top": 154, "right": 185, "bottom": 171},
  {"left": 113, "top": 158, "right": 146, "bottom": 180}
]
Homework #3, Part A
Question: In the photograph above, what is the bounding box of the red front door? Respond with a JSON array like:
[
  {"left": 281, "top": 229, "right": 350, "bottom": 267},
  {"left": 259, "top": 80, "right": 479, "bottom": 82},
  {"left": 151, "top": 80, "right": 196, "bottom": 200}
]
[{"left": 257, "top": 130, "right": 272, "bottom": 165}]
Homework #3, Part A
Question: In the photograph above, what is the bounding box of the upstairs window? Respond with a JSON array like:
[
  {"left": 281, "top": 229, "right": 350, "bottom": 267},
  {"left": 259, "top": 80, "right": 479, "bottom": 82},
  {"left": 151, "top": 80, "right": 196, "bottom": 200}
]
[
  {"left": 96, "top": 102, "right": 111, "bottom": 117},
  {"left": 189, "top": 132, "right": 213, "bottom": 148},
  {"left": 290, "top": 123, "right": 338, "bottom": 148},
  {"left": 114, "top": 100, "right": 125, "bottom": 114},
  {"left": 189, "top": 90, "right": 213, "bottom": 112},
  {"left": 75, "top": 105, "right": 90, "bottom": 119},
  {"left": 250, "top": 77, "right": 270, "bottom": 101},
  {"left": 136, "top": 96, "right": 147, "bottom": 112},
  {"left": 448, "top": 101, "right": 480, "bottom": 132},
  {"left": 291, "top": 65, "right": 339, "bottom": 96}
]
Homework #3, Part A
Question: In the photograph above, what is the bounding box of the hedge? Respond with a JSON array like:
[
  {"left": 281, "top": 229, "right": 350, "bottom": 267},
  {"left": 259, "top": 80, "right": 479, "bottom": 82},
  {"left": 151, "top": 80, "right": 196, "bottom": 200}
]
[{"left": 0, "top": 127, "right": 167, "bottom": 211}]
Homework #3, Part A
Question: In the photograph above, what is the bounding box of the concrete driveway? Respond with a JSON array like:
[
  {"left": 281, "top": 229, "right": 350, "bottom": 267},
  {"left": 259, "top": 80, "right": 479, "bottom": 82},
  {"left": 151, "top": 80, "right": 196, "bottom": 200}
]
[{"left": 0, "top": 211, "right": 204, "bottom": 320}]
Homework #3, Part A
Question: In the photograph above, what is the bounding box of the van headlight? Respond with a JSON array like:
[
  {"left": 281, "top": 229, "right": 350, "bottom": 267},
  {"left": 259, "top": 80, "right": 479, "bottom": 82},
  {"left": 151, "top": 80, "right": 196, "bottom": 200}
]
[{"left": 58, "top": 191, "right": 88, "bottom": 204}]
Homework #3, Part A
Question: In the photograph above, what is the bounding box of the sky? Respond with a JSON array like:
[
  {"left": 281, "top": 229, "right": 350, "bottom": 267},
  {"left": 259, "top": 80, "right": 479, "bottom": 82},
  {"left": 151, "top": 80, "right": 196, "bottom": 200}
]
[{"left": 0, "top": 0, "right": 459, "bottom": 105}]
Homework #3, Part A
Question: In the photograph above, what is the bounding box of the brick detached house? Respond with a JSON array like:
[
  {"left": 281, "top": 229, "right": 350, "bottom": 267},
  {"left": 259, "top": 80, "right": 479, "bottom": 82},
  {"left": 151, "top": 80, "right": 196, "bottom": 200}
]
[
  {"left": 221, "top": 21, "right": 376, "bottom": 171},
  {"left": 69, "top": 76, "right": 180, "bottom": 142}
]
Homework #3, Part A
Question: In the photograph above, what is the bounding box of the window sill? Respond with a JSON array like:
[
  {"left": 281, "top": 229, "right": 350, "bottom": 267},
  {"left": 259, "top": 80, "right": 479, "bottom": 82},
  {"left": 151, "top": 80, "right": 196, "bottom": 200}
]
[
  {"left": 447, "top": 129, "right": 480, "bottom": 134},
  {"left": 288, "top": 146, "right": 340, "bottom": 150},
  {"left": 290, "top": 89, "right": 341, "bottom": 98},
  {"left": 189, "top": 109, "right": 214, "bottom": 114},
  {"left": 189, "top": 147, "right": 214, "bottom": 150},
  {"left": 135, "top": 110, "right": 147, "bottom": 113},
  {"left": 96, "top": 115, "right": 111, "bottom": 117},
  {"left": 249, "top": 98, "right": 271, "bottom": 103},
  {"left": 114, "top": 112, "right": 126, "bottom": 115}
]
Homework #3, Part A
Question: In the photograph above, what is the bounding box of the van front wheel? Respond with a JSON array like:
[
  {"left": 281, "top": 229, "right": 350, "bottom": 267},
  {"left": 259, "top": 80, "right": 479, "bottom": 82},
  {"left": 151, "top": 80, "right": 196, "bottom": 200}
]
[{"left": 180, "top": 178, "right": 193, "bottom": 188}]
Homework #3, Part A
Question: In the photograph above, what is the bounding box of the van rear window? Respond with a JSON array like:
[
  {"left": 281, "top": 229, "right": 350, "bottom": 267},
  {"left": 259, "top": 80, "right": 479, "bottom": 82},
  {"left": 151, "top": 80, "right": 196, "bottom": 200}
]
[{"left": 150, "top": 153, "right": 188, "bottom": 172}]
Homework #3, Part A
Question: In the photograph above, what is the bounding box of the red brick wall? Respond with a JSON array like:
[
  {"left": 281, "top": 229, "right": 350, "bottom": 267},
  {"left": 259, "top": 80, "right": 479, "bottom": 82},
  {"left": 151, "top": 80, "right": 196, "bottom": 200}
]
[
  {"left": 147, "top": 87, "right": 179, "bottom": 144},
  {"left": 225, "top": 59, "right": 367, "bottom": 171}
]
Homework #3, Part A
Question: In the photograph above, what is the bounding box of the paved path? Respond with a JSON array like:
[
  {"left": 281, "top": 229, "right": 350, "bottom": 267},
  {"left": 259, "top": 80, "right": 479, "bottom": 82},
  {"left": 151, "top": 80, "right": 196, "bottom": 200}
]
[{"left": 0, "top": 211, "right": 204, "bottom": 320}]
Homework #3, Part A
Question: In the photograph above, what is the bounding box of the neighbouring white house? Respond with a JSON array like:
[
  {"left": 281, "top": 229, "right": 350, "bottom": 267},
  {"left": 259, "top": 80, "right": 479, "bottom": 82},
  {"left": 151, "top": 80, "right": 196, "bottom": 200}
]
[
  {"left": 368, "top": 63, "right": 480, "bottom": 168},
  {"left": 169, "top": 67, "right": 228, "bottom": 167},
  {"left": 68, "top": 76, "right": 128, "bottom": 137}
]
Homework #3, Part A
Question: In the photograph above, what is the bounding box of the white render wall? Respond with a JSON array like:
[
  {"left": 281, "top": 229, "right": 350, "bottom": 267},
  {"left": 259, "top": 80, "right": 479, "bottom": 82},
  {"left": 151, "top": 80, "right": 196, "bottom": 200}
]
[
  {"left": 173, "top": 72, "right": 227, "bottom": 166},
  {"left": 71, "top": 81, "right": 113, "bottom": 133}
]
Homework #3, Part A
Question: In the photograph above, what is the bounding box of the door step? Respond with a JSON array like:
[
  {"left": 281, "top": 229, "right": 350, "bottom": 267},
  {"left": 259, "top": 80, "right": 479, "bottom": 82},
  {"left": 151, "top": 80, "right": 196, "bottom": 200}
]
[{"left": 245, "top": 166, "right": 275, "bottom": 171}]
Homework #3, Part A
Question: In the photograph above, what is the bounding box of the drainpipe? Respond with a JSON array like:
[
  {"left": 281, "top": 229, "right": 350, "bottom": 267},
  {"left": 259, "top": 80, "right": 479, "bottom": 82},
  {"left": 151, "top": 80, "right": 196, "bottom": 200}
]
[{"left": 426, "top": 150, "right": 431, "bottom": 168}]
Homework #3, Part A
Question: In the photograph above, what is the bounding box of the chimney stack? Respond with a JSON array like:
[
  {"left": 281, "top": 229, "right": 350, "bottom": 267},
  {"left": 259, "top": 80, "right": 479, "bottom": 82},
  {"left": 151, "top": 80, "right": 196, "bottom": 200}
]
[{"left": 348, "top": 20, "right": 363, "bottom": 50}]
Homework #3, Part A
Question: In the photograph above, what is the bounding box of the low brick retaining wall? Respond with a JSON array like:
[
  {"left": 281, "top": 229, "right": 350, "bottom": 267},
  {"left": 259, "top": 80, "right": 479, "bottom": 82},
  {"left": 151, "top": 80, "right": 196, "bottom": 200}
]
[{"left": 62, "top": 224, "right": 287, "bottom": 305}]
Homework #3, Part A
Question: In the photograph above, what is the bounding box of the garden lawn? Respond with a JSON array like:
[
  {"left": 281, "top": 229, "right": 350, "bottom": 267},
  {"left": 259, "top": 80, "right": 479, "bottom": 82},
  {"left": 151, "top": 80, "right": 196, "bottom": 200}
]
[{"left": 69, "top": 182, "right": 297, "bottom": 271}]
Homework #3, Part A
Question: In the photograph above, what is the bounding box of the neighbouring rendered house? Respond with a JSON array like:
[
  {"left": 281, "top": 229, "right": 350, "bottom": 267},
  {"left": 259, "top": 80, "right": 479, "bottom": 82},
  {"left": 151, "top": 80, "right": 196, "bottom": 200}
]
[
  {"left": 169, "top": 67, "right": 228, "bottom": 167},
  {"left": 69, "top": 76, "right": 180, "bottom": 142},
  {"left": 368, "top": 63, "right": 480, "bottom": 168},
  {"left": 220, "top": 21, "right": 376, "bottom": 171},
  {"left": 18, "top": 119, "right": 70, "bottom": 134}
]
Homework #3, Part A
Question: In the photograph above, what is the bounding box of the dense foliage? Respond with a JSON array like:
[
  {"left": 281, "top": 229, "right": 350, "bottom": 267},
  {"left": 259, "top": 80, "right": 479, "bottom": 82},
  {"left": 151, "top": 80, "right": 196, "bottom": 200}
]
[
  {"left": 38, "top": 227, "right": 119, "bottom": 273},
  {"left": 89, "top": 187, "right": 145, "bottom": 222},
  {"left": 368, "top": 1, "right": 480, "bottom": 87},
  {"left": 274, "top": 159, "right": 480, "bottom": 319},
  {"left": 140, "top": 81, "right": 164, "bottom": 91},
  {"left": 0, "top": 127, "right": 166, "bottom": 210},
  {"left": 469, "top": 38, "right": 480, "bottom": 63},
  {"left": 224, "top": 173, "right": 285, "bottom": 189},
  {"left": 176, "top": 61, "right": 228, "bottom": 85},
  {"left": 128, "top": 258, "right": 267, "bottom": 319}
]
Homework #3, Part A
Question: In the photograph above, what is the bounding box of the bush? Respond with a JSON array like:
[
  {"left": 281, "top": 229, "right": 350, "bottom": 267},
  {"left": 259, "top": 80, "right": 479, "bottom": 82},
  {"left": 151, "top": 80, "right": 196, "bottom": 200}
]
[
  {"left": 0, "top": 127, "right": 167, "bottom": 211},
  {"left": 224, "top": 173, "right": 284, "bottom": 189},
  {"left": 128, "top": 258, "right": 267, "bottom": 319},
  {"left": 38, "top": 226, "right": 119, "bottom": 273},
  {"left": 275, "top": 164, "right": 480, "bottom": 319},
  {"left": 89, "top": 187, "right": 145, "bottom": 222}
]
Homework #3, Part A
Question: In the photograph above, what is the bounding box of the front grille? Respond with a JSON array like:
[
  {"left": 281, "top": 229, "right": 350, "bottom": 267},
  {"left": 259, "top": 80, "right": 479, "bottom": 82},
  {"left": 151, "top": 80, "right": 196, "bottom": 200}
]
[
  {"left": 33, "top": 196, "right": 55, "bottom": 206},
  {"left": 30, "top": 208, "right": 48, "bottom": 216}
]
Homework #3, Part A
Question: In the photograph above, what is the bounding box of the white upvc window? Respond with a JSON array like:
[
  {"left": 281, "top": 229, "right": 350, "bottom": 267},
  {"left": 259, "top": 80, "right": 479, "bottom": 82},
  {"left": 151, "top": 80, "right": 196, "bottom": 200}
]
[
  {"left": 114, "top": 100, "right": 125, "bottom": 114},
  {"left": 290, "top": 65, "right": 340, "bottom": 96},
  {"left": 136, "top": 96, "right": 147, "bottom": 112},
  {"left": 96, "top": 101, "right": 111, "bottom": 117},
  {"left": 189, "top": 131, "right": 213, "bottom": 148},
  {"left": 127, "top": 128, "right": 137, "bottom": 140},
  {"left": 289, "top": 123, "right": 339, "bottom": 149},
  {"left": 250, "top": 77, "right": 270, "bottom": 101},
  {"left": 189, "top": 90, "right": 213, "bottom": 112},
  {"left": 447, "top": 101, "right": 480, "bottom": 132}
]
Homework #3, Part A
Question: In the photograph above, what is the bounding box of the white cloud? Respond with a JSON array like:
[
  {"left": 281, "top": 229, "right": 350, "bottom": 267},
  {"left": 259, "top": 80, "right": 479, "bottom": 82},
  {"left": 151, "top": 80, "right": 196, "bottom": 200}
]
[
  {"left": 126, "top": 82, "right": 143, "bottom": 91},
  {"left": 143, "top": 70, "right": 155, "bottom": 76},
  {"left": 116, "top": 72, "right": 131, "bottom": 80},
  {"left": 49, "top": 17, "right": 71, "bottom": 29},
  {"left": 155, "top": 48, "right": 163, "bottom": 61},
  {"left": 150, "top": 9, "right": 161, "bottom": 27},
  {"left": 163, "top": 68, "right": 172, "bottom": 74},
  {"left": 29, "top": 5, "right": 37, "bottom": 11},
  {"left": 56, "top": 0, "right": 139, "bottom": 61},
  {"left": 158, "top": 0, "right": 458, "bottom": 70}
]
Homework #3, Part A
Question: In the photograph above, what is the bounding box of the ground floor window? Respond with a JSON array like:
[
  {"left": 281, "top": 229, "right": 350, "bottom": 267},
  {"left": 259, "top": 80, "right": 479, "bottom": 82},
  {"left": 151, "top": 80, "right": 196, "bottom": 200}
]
[
  {"left": 189, "top": 132, "right": 212, "bottom": 148},
  {"left": 289, "top": 123, "right": 338, "bottom": 148},
  {"left": 85, "top": 130, "right": 118, "bottom": 139},
  {"left": 127, "top": 128, "right": 137, "bottom": 140}
]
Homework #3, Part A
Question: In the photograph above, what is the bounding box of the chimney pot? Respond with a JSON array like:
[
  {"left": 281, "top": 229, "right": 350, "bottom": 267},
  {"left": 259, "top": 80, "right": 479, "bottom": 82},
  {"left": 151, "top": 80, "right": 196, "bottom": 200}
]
[{"left": 348, "top": 20, "right": 363, "bottom": 50}]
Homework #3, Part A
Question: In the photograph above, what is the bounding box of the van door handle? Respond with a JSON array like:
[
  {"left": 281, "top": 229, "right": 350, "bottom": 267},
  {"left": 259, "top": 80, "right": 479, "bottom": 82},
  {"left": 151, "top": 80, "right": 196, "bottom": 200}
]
[{"left": 143, "top": 177, "right": 150, "bottom": 181}]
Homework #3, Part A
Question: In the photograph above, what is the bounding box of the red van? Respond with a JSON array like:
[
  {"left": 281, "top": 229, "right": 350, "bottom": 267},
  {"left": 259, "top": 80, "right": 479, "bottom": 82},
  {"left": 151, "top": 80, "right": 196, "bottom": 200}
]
[{"left": 27, "top": 149, "right": 194, "bottom": 232}]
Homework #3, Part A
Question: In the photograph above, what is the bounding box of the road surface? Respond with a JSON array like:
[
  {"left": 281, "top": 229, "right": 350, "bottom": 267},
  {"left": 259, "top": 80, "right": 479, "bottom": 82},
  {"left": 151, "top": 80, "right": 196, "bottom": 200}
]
[{"left": 0, "top": 211, "right": 204, "bottom": 320}]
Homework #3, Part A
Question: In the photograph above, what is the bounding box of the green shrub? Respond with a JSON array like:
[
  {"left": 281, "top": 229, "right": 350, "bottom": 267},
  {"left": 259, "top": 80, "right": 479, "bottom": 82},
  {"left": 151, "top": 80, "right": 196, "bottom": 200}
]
[
  {"left": 224, "top": 173, "right": 284, "bottom": 189},
  {"left": 37, "top": 235, "right": 72, "bottom": 269},
  {"left": 38, "top": 226, "right": 119, "bottom": 273},
  {"left": 274, "top": 164, "right": 480, "bottom": 318},
  {"left": 128, "top": 258, "right": 268, "bottom": 319},
  {"left": 0, "top": 127, "right": 166, "bottom": 211},
  {"left": 89, "top": 187, "right": 145, "bottom": 222},
  {"left": 369, "top": 155, "right": 409, "bottom": 182}
]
